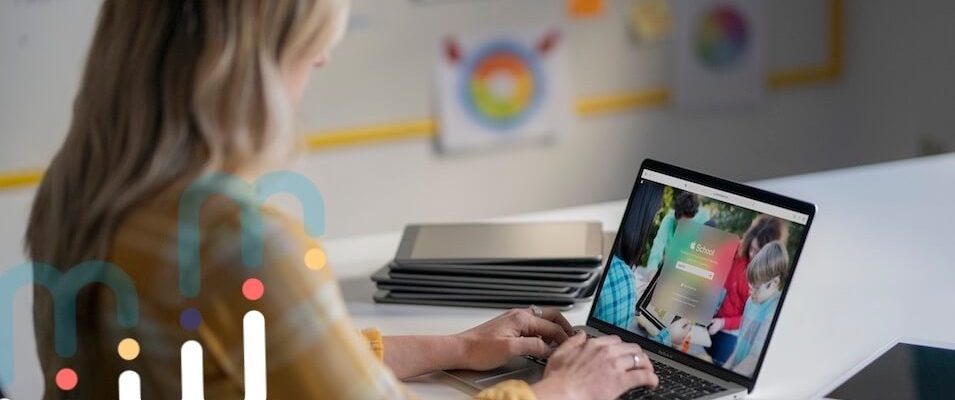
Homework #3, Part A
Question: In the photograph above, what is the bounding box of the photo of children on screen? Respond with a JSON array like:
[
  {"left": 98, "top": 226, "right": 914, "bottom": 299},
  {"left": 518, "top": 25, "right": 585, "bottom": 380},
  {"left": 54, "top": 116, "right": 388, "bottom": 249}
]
[
  {"left": 593, "top": 180, "right": 805, "bottom": 378},
  {"left": 722, "top": 241, "right": 790, "bottom": 375}
]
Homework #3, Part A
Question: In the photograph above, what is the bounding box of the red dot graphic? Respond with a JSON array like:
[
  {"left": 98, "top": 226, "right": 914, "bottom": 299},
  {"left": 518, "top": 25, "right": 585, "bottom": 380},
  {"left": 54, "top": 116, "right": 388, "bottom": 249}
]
[
  {"left": 55, "top": 368, "right": 78, "bottom": 391},
  {"left": 242, "top": 278, "right": 265, "bottom": 301}
]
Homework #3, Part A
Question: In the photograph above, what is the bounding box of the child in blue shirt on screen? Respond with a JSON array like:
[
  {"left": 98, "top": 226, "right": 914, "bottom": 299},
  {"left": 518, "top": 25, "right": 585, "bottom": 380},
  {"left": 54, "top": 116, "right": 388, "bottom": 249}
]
[
  {"left": 723, "top": 241, "right": 790, "bottom": 376},
  {"left": 594, "top": 255, "right": 637, "bottom": 328}
]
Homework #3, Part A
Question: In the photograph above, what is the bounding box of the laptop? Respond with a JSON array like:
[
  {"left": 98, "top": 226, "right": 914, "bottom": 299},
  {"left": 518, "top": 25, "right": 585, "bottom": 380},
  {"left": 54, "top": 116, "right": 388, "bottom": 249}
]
[{"left": 445, "top": 159, "right": 816, "bottom": 399}]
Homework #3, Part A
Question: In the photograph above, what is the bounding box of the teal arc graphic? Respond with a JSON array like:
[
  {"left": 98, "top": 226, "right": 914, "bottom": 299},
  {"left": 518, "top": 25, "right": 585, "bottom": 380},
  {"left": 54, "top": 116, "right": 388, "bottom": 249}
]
[
  {"left": 178, "top": 171, "right": 326, "bottom": 298},
  {"left": 0, "top": 261, "right": 139, "bottom": 387}
]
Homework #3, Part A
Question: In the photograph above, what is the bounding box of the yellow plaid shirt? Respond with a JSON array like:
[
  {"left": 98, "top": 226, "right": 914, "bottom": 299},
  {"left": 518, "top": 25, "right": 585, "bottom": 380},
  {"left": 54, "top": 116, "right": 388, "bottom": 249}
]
[{"left": 34, "top": 191, "right": 536, "bottom": 399}]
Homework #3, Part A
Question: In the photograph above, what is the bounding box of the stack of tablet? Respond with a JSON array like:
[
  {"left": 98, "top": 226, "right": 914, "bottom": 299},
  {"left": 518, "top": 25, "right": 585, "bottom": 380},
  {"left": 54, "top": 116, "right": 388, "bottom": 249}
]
[{"left": 372, "top": 222, "right": 607, "bottom": 310}]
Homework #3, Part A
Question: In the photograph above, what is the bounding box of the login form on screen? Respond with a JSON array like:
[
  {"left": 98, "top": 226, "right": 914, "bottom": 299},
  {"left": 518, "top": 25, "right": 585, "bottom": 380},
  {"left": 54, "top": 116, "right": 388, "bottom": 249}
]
[{"left": 649, "top": 220, "right": 740, "bottom": 325}]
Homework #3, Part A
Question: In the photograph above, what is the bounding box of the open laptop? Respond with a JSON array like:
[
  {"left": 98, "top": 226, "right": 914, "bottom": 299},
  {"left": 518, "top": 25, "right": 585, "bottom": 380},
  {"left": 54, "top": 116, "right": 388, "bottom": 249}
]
[{"left": 445, "top": 159, "right": 816, "bottom": 399}]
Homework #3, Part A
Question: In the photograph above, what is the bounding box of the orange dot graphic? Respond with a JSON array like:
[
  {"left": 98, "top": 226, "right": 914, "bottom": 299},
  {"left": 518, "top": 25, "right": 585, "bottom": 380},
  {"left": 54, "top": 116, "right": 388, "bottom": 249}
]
[
  {"left": 117, "top": 338, "right": 140, "bottom": 361},
  {"left": 242, "top": 278, "right": 265, "bottom": 301},
  {"left": 55, "top": 368, "right": 78, "bottom": 391},
  {"left": 305, "top": 248, "right": 327, "bottom": 270}
]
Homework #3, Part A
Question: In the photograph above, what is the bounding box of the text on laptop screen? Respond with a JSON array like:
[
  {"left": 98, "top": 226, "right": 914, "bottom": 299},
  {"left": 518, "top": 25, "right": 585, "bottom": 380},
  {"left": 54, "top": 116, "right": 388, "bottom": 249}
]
[{"left": 592, "top": 169, "right": 808, "bottom": 379}]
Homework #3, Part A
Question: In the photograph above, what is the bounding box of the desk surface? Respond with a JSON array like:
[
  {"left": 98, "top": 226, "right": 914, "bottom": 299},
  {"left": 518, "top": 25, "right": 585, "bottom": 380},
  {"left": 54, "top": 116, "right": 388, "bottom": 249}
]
[{"left": 325, "top": 154, "right": 955, "bottom": 399}]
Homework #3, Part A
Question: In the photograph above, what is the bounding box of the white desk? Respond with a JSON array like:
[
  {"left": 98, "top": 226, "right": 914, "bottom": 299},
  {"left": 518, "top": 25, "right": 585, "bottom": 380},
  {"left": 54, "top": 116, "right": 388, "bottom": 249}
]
[{"left": 327, "top": 154, "right": 955, "bottom": 399}]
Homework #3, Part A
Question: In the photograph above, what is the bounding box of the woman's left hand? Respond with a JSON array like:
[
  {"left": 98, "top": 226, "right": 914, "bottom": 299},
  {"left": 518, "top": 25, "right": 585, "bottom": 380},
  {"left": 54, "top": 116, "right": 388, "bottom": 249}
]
[{"left": 454, "top": 307, "right": 576, "bottom": 371}]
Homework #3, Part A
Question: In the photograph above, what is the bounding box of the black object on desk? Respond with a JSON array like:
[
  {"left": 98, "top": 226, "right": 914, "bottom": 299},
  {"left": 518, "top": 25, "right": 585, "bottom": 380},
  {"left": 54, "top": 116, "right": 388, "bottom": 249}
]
[
  {"left": 373, "top": 222, "right": 610, "bottom": 309},
  {"left": 823, "top": 339, "right": 955, "bottom": 400}
]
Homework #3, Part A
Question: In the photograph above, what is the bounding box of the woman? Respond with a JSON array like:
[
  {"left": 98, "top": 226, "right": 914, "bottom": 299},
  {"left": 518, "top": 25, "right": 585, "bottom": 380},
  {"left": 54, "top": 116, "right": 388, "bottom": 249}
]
[
  {"left": 644, "top": 191, "right": 711, "bottom": 273},
  {"left": 25, "top": 1, "right": 659, "bottom": 399}
]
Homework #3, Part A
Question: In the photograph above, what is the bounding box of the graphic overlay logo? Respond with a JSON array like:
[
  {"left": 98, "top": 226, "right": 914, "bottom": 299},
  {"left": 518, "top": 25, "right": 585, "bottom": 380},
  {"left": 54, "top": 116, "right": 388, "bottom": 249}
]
[
  {"left": 178, "top": 171, "right": 325, "bottom": 298},
  {"left": 694, "top": 4, "right": 749, "bottom": 69},
  {"left": 0, "top": 262, "right": 139, "bottom": 389},
  {"left": 174, "top": 171, "right": 325, "bottom": 399},
  {"left": 1, "top": 171, "right": 326, "bottom": 398},
  {"left": 445, "top": 31, "right": 560, "bottom": 131}
]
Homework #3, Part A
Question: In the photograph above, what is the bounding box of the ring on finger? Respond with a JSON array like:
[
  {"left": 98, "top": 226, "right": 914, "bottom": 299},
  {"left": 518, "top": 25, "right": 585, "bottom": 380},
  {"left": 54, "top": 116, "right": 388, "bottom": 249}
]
[
  {"left": 530, "top": 304, "right": 543, "bottom": 318},
  {"left": 633, "top": 354, "right": 640, "bottom": 370}
]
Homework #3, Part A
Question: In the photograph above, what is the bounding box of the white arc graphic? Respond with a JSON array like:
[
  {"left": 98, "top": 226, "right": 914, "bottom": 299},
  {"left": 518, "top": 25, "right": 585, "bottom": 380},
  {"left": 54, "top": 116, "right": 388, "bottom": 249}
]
[
  {"left": 243, "top": 311, "right": 267, "bottom": 399},
  {"left": 119, "top": 370, "right": 142, "bottom": 400},
  {"left": 116, "top": 310, "right": 267, "bottom": 398},
  {"left": 181, "top": 340, "right": 204, "bottom": 400},
  {"left": 178, "top": 311, "right": 267, "bottom": 400}
]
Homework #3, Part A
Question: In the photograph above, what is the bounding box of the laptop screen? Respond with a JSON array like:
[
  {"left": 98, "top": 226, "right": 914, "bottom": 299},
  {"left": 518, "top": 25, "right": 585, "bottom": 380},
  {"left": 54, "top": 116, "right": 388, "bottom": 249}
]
[{"left": 591, "top": 165, "right": 810, "bottom": 381}]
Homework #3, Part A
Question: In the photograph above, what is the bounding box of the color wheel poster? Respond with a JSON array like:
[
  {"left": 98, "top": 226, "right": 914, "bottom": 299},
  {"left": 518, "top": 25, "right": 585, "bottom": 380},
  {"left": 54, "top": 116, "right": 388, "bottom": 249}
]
[
  {"left": 436, "top": 28, "right": 572, "bottom": 152},
  {"left": 672, "top": 0, "right": 767, "bottom": 110}
]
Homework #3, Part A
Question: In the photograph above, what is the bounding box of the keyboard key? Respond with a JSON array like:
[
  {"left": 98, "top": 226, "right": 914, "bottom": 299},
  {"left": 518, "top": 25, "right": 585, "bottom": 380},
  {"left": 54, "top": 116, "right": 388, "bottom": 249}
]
[{"left": 619, "top": 359, "right": 727, "bottom": 399}]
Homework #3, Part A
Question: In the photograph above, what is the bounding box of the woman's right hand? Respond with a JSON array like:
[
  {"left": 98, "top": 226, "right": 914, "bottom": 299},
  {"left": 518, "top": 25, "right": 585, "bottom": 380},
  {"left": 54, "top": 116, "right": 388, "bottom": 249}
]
[{"left": 531, "top": 332, "right": 659, "bottom": 400}]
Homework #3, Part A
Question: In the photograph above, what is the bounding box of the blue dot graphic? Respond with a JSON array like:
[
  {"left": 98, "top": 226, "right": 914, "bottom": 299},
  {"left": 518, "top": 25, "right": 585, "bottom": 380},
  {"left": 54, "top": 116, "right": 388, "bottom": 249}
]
[{"left": 180, "top": 308, "right": 201, "bottom": 331}]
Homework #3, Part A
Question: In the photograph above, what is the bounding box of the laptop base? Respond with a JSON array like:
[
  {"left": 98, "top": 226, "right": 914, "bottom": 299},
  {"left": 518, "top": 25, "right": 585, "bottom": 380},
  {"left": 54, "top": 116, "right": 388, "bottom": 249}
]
[{"left": 444, "top": 325, "right": 746, "bottom": 400}]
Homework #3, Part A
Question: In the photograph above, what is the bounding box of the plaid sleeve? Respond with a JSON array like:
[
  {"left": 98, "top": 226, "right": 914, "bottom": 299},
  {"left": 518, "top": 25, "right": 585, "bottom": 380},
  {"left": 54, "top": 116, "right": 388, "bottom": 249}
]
[
  {"left": 475, "top": 379, "right": 538, "bottom": 400},
  {"left": 362, "top": 327, "right": 386, "bottom": 361},
  {"left": 593, "top": 257, "right": 637, "bottom": 328}
]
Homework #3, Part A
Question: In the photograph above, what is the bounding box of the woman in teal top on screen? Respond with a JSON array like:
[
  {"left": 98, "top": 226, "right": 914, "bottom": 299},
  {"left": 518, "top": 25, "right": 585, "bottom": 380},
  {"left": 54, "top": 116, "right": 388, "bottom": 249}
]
[
  {"left": 645, "top": 191, "right": 711, "bottom": 273},
  {"left": 594, "top": 255, "right": 638, "bottom": 328}
]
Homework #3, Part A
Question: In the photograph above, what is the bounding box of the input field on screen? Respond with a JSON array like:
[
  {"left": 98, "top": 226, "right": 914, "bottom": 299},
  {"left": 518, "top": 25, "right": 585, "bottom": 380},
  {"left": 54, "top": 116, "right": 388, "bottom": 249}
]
[{"left": 675, "top": 261, "right": 714, "bottom": 280}]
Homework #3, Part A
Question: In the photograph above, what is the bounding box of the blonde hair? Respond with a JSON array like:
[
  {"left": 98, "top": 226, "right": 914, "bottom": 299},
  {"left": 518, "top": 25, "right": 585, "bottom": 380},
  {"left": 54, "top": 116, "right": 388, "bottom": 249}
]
[
  {"left": 25, "top": 0, "right": 347, "bottom": 386},
  {"left": 746, "top": 241, "right": 790, "bottom": 287}
]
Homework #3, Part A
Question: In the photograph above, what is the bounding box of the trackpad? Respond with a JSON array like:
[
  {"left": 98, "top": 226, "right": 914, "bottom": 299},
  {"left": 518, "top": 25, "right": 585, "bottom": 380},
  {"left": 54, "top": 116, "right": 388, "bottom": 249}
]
[{"left": 474, "top": 357, "right": 544, "bottom": 386}]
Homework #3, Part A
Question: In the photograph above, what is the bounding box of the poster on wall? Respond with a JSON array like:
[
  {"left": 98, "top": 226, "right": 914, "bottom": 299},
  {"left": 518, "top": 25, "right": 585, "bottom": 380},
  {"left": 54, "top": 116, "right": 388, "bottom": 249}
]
[
  {"left": 671, "top": 0, "right": 767, "bottom": 110},
  {"left": 435, "top": 28, "right": 572, "bottom": 153}
]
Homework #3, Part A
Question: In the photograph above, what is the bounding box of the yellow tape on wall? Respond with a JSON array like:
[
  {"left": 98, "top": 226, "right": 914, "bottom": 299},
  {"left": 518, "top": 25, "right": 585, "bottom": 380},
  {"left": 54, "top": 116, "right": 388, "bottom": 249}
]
[
  {"left": 0, "top": 0, "right": 843, "bottom": 192},
  {"left": 0, "top": 169, "right": 44, "bottom": 190}
]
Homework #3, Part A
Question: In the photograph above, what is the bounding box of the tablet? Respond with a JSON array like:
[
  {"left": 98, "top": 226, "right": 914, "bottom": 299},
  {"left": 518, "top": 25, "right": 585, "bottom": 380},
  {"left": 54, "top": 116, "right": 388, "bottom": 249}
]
[
  {"left": 386, "top": 267, "right": 600, "bottom": 288},
  {"left": 373, "top": 291, "right": 575, "bottom": 311},
  {"left": 390, "top": 262, "right": 600, "bottom": 274},
  {"left": 385, "top": 291, "right": 584, "bottom": 304},
  {"left": 377, "top": 283, "right": 585, "bottom": 299},
  {"left": 389, "top": 263, "right": 595, "bottom": 280},
  {"left": 394, "top": 222, "right": 603, "bottom": 264},
  {"left": 371, "top": 266, "right": 574, "bottom": 293},
  {"left": 817, "top": 338, "right": 955, "bottom": 399}
]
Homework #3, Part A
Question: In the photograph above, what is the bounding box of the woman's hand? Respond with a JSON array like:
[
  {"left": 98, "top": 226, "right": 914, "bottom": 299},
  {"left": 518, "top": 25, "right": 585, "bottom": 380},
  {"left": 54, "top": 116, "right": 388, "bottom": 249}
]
[
  {"left": 383, "top": 307, "right": 573, "bottom": 378},
  {"left": 454, "top": 307, "right": 576, "bottom": 371},
  {"left": 532, "top": 333, "right": 659, "bottom": 400}
]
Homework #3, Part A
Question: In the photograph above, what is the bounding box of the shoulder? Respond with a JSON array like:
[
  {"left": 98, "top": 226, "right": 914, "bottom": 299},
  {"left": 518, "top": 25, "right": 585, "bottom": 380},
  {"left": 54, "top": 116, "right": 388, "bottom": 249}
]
[
  {"left": 610, "top": 255, "right": 629, "bottom": 271},
  {"left": 663, "top": 210, "right": 676, "bottom": 220}
]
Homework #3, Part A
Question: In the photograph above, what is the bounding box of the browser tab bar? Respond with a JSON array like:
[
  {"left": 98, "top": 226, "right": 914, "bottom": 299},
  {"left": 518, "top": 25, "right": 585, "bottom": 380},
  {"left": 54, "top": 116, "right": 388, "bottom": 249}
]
[{"left": 641, "top": 169, "right": 809, "bottom": 225}]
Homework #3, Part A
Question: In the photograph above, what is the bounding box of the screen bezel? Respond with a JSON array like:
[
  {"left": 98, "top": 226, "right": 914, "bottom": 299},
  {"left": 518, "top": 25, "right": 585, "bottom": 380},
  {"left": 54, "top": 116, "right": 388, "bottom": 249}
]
[{"left": 586, "top": 159, "right": 816, "bottom": 392}]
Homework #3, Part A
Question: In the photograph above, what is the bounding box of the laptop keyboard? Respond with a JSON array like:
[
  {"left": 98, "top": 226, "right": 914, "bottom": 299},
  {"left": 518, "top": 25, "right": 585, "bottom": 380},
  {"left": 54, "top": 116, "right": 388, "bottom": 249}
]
[
  {"left": 619, "top": 358, "right": 725, "bottom": 400},
  {"left": 527, "top": 355, "right": 726, "bottom": 399},
  {"left": 526, "top": 332, "right": 726, "bottom": 400}
]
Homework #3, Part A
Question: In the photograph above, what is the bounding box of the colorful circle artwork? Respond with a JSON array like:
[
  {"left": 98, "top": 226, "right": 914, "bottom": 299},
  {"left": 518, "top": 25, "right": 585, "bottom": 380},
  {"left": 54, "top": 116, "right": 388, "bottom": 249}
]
[
  {"left": 55, "top": 368, "right": 78, "bottom": 391},
  {"left": 460, "top": 40, "right": 544, "bottom": 130},
  {"left": 242, "top": 278, "right": 265, "bottom": 301},
  {"left": 695, "top": 4, "right": 749, "bottom": 69}
]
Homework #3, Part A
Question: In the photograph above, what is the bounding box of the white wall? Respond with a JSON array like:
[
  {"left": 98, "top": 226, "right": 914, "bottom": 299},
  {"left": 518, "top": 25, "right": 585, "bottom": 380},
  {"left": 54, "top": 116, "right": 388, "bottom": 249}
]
[
  {"left": 840, "top": 0, "right": 955, "bottom": 160},
  {"left": 2, "top": 0, "right": 955, "bottom": 398}
]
